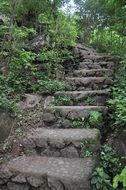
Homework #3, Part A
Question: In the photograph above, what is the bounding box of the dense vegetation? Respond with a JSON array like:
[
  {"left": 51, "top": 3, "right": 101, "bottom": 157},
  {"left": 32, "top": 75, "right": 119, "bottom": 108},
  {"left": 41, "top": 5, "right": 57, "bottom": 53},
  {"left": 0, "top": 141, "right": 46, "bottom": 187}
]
[
  {"left": 0, "top": 0, "right": 77, "bottom": 115},
  {"left": 0, "top": 0, "right": 126, "bottom": 189}
]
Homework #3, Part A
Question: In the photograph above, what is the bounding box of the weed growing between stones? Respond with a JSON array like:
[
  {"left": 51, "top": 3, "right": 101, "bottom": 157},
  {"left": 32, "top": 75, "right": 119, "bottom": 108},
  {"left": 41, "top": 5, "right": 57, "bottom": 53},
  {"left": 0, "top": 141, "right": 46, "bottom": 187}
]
[
  {"left": 72, "top": 111, "right": 103, "bottom": 129},
  {"left": 80, "top": 140, "right": 94, "bottom": 158},
  {"left": 86, "top": 96, "right": 95, "bottom": 105},
  {"left": 72, "top": 118, "right": 86, "bottom": 128},
  {"left": 53, "top": 95, "right": 71, "bottom": 106}
]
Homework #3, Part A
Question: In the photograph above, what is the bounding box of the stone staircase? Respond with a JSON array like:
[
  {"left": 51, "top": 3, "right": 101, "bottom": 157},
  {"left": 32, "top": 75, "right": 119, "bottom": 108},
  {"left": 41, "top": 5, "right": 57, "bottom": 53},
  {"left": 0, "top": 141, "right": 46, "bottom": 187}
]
[{"left": 0, "top": 44, "right": 115, "bottom": 190}]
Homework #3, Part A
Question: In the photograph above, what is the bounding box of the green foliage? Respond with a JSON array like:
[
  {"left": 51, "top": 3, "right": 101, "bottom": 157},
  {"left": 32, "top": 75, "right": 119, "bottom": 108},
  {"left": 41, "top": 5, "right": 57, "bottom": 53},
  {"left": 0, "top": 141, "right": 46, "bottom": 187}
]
[
  {"left": 100, "top": 145, "right": 122, "bottom": 177},
  {"left": 113, "top": 167, "right": 126, "bottom": 189},
  {"left": 0, "top": 94, "right": 20, "bottom": 117},
  {"left": 72, "top": 111, "right": 103, "bottom": 129},
  {"left": 0, "top": 75, "right": 20, "bottom": 116},
  {"left": 91, "top": 144, "right": 122, "bottom": 190},
  {"left": 0, "top": 0, "right": 77, "bottom": 119},
  {"left": 36, "top": 78, "right": 65, "bottom": 94},
  {"left": 72, "top": 117, "right": 90, "bottom": 128},
  {"left": 38, "top": 48, "right": 73, "bottom": 77},
  {"left": 6, "top": 49, "right": 36, "bottom": 93},
  {"left": 49, "top": 13, "right": 77, "bottom": 47},
  {"left": 74, "top": 0, "right": 126, "bottom": 55},
  {"left": 54, "top": 95, "right": 71, "bottom": 106},
  {"left": 91, "top": 167, "right": 112, "bottom": 190},
  {"left": 2, "top": 142, "right": 11, "bottom": 152},
  {"left": 89, "top": 111, "right": 103, "bottom": 127},
  {"left": 80, "top": 140, "right": 94, "bottom": 158},
  {"left": 90, "top": 28, "right": 126, "bottom": 55},
  {"left": 108, "top": 60, "right": 126, "bottom": 130},
  {"left": 86, "top": 96, "right": 95, "bottom": 105},
  {"left": 15, "top": 127, "right": 24, "bottom": 137}
]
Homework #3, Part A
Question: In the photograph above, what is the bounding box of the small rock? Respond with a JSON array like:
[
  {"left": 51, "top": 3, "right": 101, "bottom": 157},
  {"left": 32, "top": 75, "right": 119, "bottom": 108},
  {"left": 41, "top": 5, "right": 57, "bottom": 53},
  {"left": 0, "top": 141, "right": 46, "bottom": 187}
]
[
  {"left": 43, "top": 113, "right": 56, "bottom": 124},
  {"left": 48, "top": 177, "right": 64, "bottom": 190},
  {"left": 7, "top": 182, "right": 29, "bottom": 190},
  {"left": 42, "top": 149, "right": 60, "bottom": 157},
  {"left": 62, "top": 119, "right": 72, "bottom": 128},
  {"left": 11, "top": 174, "right": 26, "bottom": 183},
  {"left": 27, "top": 176, "right": 43, "bottom": 187},
  {"left": 61, "top": 146, "right": 79, "bottom": 158}
]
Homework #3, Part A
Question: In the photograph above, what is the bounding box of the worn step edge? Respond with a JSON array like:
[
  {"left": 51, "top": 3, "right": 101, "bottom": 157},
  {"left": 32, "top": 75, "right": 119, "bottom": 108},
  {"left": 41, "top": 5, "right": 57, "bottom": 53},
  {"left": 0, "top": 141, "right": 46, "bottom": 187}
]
[
  {"left": 66, "top": 77, "right": 113, "bottom": 81},
  {"left": 22, "top": 128, "right": 100, "bottom": 158},
  {"left": 54, "top": 90, "right": 110, "bottom": 106},
  {"left": 73, "top": 69, "right": 113, "bottom": 76},
  {"left": 2, "top": 156, "right": 96, "bottom": 190},
  {"left": 55, "top": 90, "right": 110, "bottom": 96},
  {"left": 44, "top": 96, "right": 107, "bottom": 110},
  {"left": 78, "top": 61, "right": 115, "bottom": 69}
]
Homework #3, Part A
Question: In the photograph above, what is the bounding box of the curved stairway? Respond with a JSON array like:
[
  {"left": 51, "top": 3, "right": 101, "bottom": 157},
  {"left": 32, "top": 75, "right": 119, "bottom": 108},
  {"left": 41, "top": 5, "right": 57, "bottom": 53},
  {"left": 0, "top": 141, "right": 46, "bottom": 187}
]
[{"left": 0, "top": 44, "right": 115, "bottom": 190}]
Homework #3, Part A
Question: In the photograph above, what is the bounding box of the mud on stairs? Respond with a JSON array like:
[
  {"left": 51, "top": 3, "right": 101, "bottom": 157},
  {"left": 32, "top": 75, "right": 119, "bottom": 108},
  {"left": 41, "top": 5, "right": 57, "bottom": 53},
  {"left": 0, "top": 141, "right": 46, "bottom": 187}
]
[{"left": 0, "top": 44, "right": 115, "bottom": 190}]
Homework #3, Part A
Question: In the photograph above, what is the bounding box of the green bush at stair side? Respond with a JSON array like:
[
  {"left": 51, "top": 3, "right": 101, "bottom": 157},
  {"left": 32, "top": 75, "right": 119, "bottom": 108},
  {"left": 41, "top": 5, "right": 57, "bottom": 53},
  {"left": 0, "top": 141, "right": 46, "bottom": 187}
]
[
  {"left": 113, "top": 166, "right": 126, "bottom": 189},
  {"left": 91, "top": 167, "right": 112, "bottom": 190},
  {"left": 108, "top": 60, "right": 126, "bottom": 133},
  {"left": 91, "top": 144, "right": 122, "bottom": 190},
  {"left": 100, "top": 145, "right": 122, "bottom": 177}
]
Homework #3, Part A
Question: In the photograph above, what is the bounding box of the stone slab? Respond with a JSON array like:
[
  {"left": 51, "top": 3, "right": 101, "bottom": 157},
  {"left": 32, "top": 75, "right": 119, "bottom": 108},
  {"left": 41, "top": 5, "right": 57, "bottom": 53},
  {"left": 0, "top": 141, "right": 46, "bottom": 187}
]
[
  {"left": 22, "top": 128, "right": 100, "bottom": 157},
  {"left": 7, "top": 156, "right": 96, "bottom": 190},
  {"left": 73, "top": 69, "right": 113, "bottom": 77},
  {"left": 55, "top": 90, "right": 110, "bottom": 106}
]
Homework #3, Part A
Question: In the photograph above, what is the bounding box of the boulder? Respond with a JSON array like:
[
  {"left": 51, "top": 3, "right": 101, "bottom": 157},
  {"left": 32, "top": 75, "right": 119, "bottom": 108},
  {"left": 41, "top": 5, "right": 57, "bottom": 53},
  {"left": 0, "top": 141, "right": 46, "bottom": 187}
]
[
  {"left": 43, "top": 113, "right": 56, "bottom": 124},
  {"left": 26, "top": 34, "right": 50, "bottom": 52},
  {"left": 19, "top": 94, "right": 41, "bottom": 110},
  {"left": 0, "top": 110, "right": 15, "bottom": 142}
]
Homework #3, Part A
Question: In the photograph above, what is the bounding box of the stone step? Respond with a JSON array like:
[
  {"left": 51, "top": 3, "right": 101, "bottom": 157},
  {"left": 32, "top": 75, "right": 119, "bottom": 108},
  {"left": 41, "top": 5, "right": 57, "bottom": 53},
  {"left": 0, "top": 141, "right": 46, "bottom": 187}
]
[
  {"left": 78, "top": 61, "right": 114, "bottom": 70},
  {"left": 45, "top": 105, "right": 107, "bottom": 119},
  {"left": 54, "top": 90, "right": 110, "bottom": 106},
  {"left": 73, "top": 69, "right": 113, "bottom": 77},
  {"left": 43, "top": 104, "right": 107, "bottom": 128},
  {"left": 80, "top": 53, "right": 115, "bottom": 62},
  {"left": 65, "top": 77, "right": 113, "bottom": 91},
  {"left": 3, "top": 156, "right": 96, "bottom": 190},
  {"left": 22, "top": 128, "right": 100, "bottom": 157},
  {"left": 42, "top": 96, "right": 108, "bottom": 129}
]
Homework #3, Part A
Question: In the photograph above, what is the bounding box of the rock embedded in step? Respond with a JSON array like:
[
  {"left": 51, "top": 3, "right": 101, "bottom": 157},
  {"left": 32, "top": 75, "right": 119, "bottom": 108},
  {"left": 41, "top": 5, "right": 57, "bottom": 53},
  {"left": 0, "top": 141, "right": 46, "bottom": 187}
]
[
  {"left": 47, "top": 177, "right": 64, "bottom": 190},
  {"left": 43, "top": 113, "right": 56, "bottom": 124},
  {"left": 62, "top": 119, "right": 72, "bottom": 128},
  {"left": 0, "top": 165, "right": 12, "bottom": 185},
  {"left": 104, "top": 78, "right": 113, "bottom": 85},
  {"left": 41, "top": 149, "right": 61, "bottom": 157},
  {"left": 11, "top": 174, "right": 26, "bottom": 183},
  {"left": 7, "top": 182, "right": 29, "bottom": 190},
  {"left": 61, "top": 146, "right": 79, "bottom": 158},
  {"left": 27, "top": 176, "right": 43, "bottom": 187},
  {"left": 38, "top": 187, "right": 50, "bottom": 190}
]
